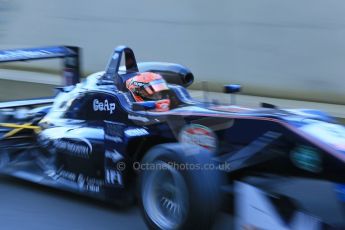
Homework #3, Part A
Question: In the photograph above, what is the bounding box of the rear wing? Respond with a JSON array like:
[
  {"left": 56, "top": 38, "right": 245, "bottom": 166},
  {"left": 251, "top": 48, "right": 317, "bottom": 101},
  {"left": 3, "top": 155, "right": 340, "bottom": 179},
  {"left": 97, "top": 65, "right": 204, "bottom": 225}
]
[{"left": 0, "top": 46, "right": 81, "bottom": 85}]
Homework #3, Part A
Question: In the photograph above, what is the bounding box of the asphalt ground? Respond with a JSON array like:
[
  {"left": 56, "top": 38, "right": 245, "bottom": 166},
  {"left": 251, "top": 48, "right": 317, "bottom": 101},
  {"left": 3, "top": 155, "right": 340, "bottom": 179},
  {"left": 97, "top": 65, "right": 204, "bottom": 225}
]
[
  {"left": 0, "top": 175, "right": 232, "bottom": 230},
  {"left": 0, "top": 176, "right": 145, "bottom": 230}
]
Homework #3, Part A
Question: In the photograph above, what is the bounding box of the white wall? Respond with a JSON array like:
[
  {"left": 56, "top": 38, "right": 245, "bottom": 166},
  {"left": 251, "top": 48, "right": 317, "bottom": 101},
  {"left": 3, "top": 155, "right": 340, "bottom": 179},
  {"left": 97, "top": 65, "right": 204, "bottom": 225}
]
[{"left": 1, "top": 0, "right": 345, "bottom": 104}]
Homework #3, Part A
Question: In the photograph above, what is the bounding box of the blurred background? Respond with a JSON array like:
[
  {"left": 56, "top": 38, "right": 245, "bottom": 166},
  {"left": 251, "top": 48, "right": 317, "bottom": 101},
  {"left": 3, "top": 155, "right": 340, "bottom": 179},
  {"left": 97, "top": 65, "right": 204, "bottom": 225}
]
[
  {"left": 1, "top": 1, "right": 345, "bottom": 229},
  {"left": 1, "top": 0, "right": 345, "bottom": 104}
]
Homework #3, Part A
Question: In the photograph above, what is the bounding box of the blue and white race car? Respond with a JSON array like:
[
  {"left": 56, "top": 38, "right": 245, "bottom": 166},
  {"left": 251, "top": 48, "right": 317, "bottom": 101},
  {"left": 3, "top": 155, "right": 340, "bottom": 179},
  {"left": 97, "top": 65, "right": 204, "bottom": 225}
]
[{"left": 0, "top": 45, "right": 345, "bottom": 230}]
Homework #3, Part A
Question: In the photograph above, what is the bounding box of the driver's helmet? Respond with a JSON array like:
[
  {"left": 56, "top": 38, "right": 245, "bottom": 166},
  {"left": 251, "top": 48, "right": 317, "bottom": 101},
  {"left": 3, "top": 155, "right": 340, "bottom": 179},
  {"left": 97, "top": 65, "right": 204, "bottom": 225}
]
[{"left": 126, "top": 72, "right": 170, "bottom": 111}]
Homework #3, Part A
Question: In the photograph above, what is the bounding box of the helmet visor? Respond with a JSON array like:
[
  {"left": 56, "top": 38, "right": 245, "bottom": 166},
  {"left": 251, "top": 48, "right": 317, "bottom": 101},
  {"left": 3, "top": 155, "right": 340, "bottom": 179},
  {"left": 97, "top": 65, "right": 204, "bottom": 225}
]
[{"left": 142, "top": 79, "right": 169, "bottom": 98}]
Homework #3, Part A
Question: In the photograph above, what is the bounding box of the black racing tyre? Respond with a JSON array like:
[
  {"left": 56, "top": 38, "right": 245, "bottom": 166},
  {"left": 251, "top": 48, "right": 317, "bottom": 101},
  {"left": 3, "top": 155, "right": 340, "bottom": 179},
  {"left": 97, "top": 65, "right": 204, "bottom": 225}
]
[{"left": 138, "top": 143, "right": 224, "bottom": 230}]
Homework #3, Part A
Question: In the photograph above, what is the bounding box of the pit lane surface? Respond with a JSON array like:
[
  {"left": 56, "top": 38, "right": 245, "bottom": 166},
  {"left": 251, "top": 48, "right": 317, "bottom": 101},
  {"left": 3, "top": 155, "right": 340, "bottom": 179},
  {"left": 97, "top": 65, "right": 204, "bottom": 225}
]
[{"left": 0, "top": 175, "right": 232, "bottom": 230}]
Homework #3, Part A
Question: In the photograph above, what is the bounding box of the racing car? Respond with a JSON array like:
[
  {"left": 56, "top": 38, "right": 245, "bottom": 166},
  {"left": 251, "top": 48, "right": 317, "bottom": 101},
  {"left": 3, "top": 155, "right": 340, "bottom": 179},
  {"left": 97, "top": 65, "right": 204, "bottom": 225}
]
[{"left": 1, "top": 45, "right": 345, "bottom": 230}]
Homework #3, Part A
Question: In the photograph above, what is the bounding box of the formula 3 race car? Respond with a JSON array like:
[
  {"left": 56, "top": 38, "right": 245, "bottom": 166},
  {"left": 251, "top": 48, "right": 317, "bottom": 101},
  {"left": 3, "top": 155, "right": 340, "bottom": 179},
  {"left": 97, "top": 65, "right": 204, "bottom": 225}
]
[{"left": 0, "top": 45, "right": 345, "bottom": 230}]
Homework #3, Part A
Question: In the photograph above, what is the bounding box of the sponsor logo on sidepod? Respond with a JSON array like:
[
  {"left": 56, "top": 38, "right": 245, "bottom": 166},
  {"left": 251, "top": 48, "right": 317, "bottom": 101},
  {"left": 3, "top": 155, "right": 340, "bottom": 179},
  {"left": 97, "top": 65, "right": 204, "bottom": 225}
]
[
  {"left": 178, "top": 124, "right": 217, "bottom": 153},
  {"left": 125, "top": 128, "right": 148, "bottom": 137},
  {"left": 53, "top": 137, "right": 92, "bottom": 158},
  {"left": 93, "top": 99, "right": 115, "bottom": 114}
]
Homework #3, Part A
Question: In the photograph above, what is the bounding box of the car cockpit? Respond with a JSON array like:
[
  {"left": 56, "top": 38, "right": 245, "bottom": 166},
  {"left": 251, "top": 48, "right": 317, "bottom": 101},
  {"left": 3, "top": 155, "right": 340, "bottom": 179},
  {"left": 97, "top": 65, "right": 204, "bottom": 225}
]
[{"left": 97, "top": 46, "right": 195, "bottom": 111}]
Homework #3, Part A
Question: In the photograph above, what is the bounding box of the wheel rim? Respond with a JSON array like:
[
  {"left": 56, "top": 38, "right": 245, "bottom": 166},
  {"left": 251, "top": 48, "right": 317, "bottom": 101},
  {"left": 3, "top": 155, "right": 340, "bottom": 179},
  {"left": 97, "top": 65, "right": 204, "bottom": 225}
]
[{"left": 142, "top": 161, "right": 189, "bottom": 230}]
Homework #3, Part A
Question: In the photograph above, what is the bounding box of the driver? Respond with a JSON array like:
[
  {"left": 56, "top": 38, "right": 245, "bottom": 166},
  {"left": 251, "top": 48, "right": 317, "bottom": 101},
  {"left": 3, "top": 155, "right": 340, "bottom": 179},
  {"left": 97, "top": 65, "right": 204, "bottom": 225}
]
[{"left": 126, "top": 72, "right": 170, "bottom": 112}]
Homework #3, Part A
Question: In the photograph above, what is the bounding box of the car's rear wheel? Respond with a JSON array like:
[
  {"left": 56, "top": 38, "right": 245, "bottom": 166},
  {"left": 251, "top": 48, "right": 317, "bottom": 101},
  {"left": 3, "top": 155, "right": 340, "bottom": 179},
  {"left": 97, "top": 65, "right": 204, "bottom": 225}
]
[{"left": 138, "top": 143, "right": 224, "bottom": 230}]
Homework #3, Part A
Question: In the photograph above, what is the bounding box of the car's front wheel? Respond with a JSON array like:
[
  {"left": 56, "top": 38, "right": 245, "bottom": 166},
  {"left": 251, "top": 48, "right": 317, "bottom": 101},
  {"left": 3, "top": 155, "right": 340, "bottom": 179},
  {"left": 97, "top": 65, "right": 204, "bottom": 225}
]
[{"left": 138, "top": 143, "right": 223, "bottom": 230}]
